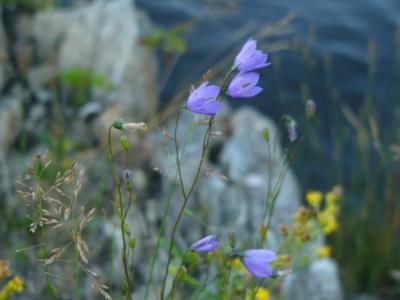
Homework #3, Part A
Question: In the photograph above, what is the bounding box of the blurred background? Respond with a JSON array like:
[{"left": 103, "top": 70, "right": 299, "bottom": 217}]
[{"left": 1, "top": 0, "right": 400, "bottom": 299}]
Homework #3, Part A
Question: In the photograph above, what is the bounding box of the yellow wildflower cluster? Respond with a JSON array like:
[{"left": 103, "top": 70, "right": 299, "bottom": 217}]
[
  {"left": 291, "top": 186, "right": 343, "bottom": 244},
  {"left": 0, "top": 260, "right": 24, "bottom": 300},
  {"left": 317, "top": 186, "right": 343, "bottom": 234},
  {"left": 293, "top": 207, "right": 313, "bottom": 244},
  {"left": 0, "top": 277, "right": 24, "bottom": 300}
]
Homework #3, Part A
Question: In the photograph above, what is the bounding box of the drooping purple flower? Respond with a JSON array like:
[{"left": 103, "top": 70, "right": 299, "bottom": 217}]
[
  {"left": 227, "top": 72, "right": 263, "bottom": 98},
  {"left": 190, "top": 235, "right": 220, "bottom": 252},
  {"left": 234, "top": 38, "right": 271, "bottom": 73},
  {"left": 242, "top": 249, "right": 277, "bottom": 278},
  {"left": 187, "top": 82, "right": 223, "bottom": 116}
]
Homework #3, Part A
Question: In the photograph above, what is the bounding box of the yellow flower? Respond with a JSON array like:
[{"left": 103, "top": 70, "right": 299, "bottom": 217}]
[
  {"left": 318, "top": 211, "right": 338, "bottom": 234},
  {"left": 0, "top": 276, "right": 24, "bottom": 300},
  {"left": 232, "top": 258, "right": 249, "bottom": 274},
  {"left": 255, "top": 287, "right": 270, "bottom": 300},
  {"left": 306, "top": 191, "right": 323, "bottom": 206},
  {"left": 317, "top": 246, "right": 331, "bottom": 258}
]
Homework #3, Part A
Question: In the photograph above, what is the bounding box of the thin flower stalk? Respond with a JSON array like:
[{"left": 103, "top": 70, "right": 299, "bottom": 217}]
[
  {"left": 160, "top": 113, "right": 214, "bottom": 300},
  {"left": 107, "top": 125, "right": 134, "bottom": 300},
  {"left": 144, "top": 125, "right": 197, "bottom": 300}
]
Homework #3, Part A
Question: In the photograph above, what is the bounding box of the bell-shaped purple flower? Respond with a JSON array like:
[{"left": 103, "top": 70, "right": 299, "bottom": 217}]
[
  {"left": 234, "top": 38, "right": 271, "bottom": 73},
  {"left": 187, "top": 82, "right": 223, "bottom": 116},
  {"left": 190, "top": 235, "right": 220, "bottom": 252},
  {"left": 242, "top": 249, "right": 277, "bottom": 278},
  {"left": 227, "top": 72, "right": 263, "bottom": 98}
]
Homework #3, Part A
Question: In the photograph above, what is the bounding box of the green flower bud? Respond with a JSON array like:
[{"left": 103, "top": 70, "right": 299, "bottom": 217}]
[
  {"left": 112, "top": 119, "right": 126, "bottom": 130},
  {"left": 306, "top": 100, "right": 316, "bottom": 120},
  {"left": 122, "top": 169, "right": 134, "bottom": 192},
  {"left": 120, "top": 135, "right": 129, "bottom": 151}
]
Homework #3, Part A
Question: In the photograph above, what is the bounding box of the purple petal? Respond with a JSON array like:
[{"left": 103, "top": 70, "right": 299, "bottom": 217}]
[
  {"left": 187, "top": 82, "right": 222, "bottom": 115},
  {"left": 244, "top": 86, "right": 263, "bottom": 97},
  {"left": 190, "top": 235, "right": 220, "bottom": 252},
  {"left": 242, "top": 257, "right": 273, "bottom": 278},
  {"left": 242, "top": 249, "right": 277, "bottom": 278},
  {"left": 202, "top": 100, "right": 224, "bottom": 115},
  {"left": 234, "top": 38, "right": 270, "bottom": 73},
  {"left": 227, "top": 72, "right": 262, "bottom": 98},
  {"left": 244, "top": 249, "right": 277, "bottom": 262},
  {"left": 235, "top": 38, "right": 257, "bottom": 66}
]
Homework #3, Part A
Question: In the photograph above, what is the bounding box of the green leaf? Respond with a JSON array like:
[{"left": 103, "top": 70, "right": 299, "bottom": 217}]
[{"left": 164, "top": 33, "right": 186, "bottom": 54}]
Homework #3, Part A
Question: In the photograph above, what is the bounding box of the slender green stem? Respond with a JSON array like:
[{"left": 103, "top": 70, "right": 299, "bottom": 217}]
[
  {"left": 75, "top": 245, "right": 81, "bottom": 300},
  {"left": 221, "top": 262, "right": 233, "bottom": 299},
  {"left": 108, "top": 125, "right": 133, "bottom": 300},
  {"left": 191, "top": 258, "right": 230, "bottom": 300},
  {"left": 118, "top": 185, "right": 132, "bottom": 300},
  {"left": 144, "top": 181, "right": 177, "bottom": 300},
  {"left": 251, "top": 279, "right": 265, "bottom": 300},
  {"left": 160, "top": 113, "right": 214, "bottom": 300},
  {"left": 166, "top": 250, "right": 189, "bottom": 300},
  {"left": 144, "top": 122, "right": 196, "bottom": 300}
]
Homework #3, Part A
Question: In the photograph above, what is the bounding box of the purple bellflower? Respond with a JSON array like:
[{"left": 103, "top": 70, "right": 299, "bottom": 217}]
[
  {"left": 227, "top": 72, "right": 263, "bottom": 98},
  {"left": 190, "top": 235, "right": 220, "bottom": 252},
  {"left": 187, "top": 82, "right": 223, "bottom": 116},
  {"left": 234, "top": 38, "right": 271, "bottom": 73},
  {"left": 242, "top": 249, "right": 277, "bottom": 278}
]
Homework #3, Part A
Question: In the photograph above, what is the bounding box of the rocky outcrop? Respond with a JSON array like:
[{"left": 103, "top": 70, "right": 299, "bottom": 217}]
[
  {"left": 283, "top": 258, "right": 343, "bottom": 300},
  {"left": 33, "top": 0, "right": 158, "bottom": 120}
]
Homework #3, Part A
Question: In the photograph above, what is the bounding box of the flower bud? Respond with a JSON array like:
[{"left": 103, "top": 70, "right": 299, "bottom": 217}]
[
  {"left": 306, "top": 100, "right": 316, "bottom": 120},
  {"left": 122, "top": 122, "right": 148, "bottom": 132},
  {"left": 279, "top": 224, "right": 289, "bottom": 237},
  {"left": 122, "top": 170, "right": 134, "bottom": 192},
  {"left": 120, "top": 135, "right": 129, "bottom": 152},
  {"left": 228, "top": 232, "right": 236, "bottom": 249},
  {"left": 282, "top": 115, "right": 298, "bottom": 142},
  {"left": 112, "top": 119, "right": 125, "bottom": 130}
]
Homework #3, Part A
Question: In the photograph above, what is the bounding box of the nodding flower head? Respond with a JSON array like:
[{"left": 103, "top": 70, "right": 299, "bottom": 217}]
[
  {"left": 190, "top": 235, "right": 220, "bottom": 252},
  {"left": 282, "top": 115, "right": 298, "bottom": 142},
  {"left": 241, "top": 249, "right": 277, "bottom": 278},
  {"left": 187, "top": 82, "right": 223, "bottom": 116},
  {"left": 122, "top": 169, "right": 134, "bottom": 191},
  {"left": 228, "top": 72, "right": 263, "bottom": 98},
  {"left": 234, "top": 38, "right": 271, "bottom": 73}
]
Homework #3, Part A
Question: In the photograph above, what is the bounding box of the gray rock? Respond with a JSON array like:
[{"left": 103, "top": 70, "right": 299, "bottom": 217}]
[
  {"left": 283, "top": 258, "right": 343, "bottom": 300},
  {"left": 78, "top": 101, "right": 103, "bottom": 122},
  {"left": 33, "top": 0, "right": 158, "bottom": 120},
  {"left": 27, "top": 65, "right": 57, "bottom": 94}
]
